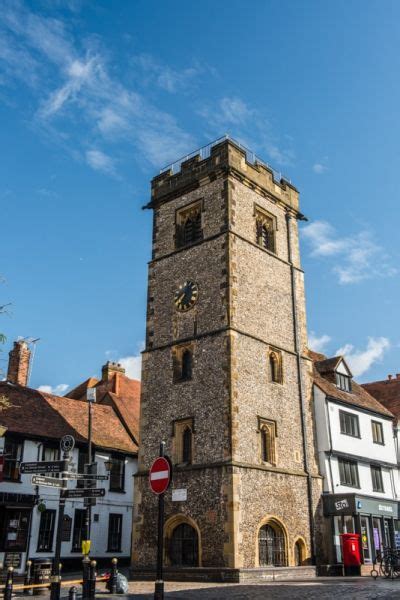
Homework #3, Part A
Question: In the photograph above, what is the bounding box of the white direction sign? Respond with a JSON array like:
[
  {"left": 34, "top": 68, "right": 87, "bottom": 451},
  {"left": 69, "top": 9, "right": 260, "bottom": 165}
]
[
  {"left": 32, "top": 475, "right": 65, "bottom": 488},
  {"left": 62, "top": 472, "right": 109, "bottom": 481}
]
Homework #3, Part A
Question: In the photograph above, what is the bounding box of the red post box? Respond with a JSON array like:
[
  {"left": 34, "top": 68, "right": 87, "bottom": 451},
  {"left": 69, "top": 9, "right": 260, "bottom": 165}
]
[{"left": 340, "top": 533, "right": 361, "bottom": 566}]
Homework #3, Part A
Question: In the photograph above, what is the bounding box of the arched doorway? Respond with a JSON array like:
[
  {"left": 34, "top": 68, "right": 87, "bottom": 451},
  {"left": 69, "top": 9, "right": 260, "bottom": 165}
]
[
  {"left": 294, "top": 538, "right": 306, "bottom": 566},
  {"left": 258, "top": 522, "right": 287, "bottom": 566},
  {"left": 169, "top": 523, "right": 198, "bottom": 567}
]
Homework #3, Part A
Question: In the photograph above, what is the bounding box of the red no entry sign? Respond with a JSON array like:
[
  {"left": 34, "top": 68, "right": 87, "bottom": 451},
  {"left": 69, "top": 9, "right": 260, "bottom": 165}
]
[{"left": 149, "top": 456, "right": 171, "bottom": 495}]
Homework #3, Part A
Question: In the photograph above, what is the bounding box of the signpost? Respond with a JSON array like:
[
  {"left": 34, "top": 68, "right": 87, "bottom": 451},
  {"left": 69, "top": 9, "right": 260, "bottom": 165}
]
[
  {"left": 20, "top": 461, "right": 66, "bottom": 474},
  {"left": 64, "top": 488, "right": 105, "bottom": 499},
  {"left": 0, "top": 455, "right": 4, "bottom": 483},
  {"left": 149, "top": 443, "right": 172, "bottom": 600},
  {"left": 31, "top": 475, "right": 65, "bottom": 489}
]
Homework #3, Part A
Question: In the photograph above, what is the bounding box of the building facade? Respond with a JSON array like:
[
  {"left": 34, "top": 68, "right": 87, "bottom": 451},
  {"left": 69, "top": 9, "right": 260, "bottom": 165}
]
[
  {"left": 312, "top": 354, "right": 400, "bottom": 567},
  {"left": 0, "top": 341, "right": 139, "bottom": 574},
  {"left": 132, "top": 138, "right": 323, "bottom": 580}
]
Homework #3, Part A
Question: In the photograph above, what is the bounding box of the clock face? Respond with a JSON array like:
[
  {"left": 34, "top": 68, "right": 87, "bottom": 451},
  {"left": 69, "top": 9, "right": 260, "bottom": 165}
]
[{"left": 174, "top": 281, "right": 199, "bottom": 312}]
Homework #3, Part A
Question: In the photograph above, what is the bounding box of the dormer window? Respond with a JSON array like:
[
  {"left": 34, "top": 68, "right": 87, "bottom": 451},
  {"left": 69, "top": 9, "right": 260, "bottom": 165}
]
[{"left": 336, "top": 373, "right": 352, "bottom": 392}]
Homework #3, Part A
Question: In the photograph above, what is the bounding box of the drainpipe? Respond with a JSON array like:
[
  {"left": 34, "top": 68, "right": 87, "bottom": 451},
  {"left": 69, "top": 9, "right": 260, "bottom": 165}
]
[{"left": 285, "top": 211, "right": 316, "bottom": 564}]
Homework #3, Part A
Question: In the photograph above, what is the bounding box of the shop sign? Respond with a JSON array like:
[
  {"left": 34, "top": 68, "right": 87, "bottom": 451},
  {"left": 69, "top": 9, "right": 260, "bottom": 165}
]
[
  {"left": 4, "top": 552, "right": 22, "bottom": 568},
  {"left": 355, "top": 497, "right": 399, "bottom": 518},
  {"left": 323, "top": 494, "right": 356, "bottom": 516}
]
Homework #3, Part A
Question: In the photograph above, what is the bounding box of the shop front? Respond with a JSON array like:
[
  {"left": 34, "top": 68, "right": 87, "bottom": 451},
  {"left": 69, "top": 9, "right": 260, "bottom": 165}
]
[
  {"left": 323, "top": 493, "right": 400, "bottom": 565},
  {"left": 0, "top": 492, "right": 36, "bottom": 573}
]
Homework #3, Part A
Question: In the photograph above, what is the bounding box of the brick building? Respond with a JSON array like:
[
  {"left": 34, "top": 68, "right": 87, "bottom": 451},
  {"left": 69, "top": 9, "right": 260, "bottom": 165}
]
[{"left": 132, "top": 137, "right": 323, "bottom": 581}]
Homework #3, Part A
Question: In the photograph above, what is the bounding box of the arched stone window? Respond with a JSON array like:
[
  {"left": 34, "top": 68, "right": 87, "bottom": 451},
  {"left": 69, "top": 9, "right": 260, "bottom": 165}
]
[
  {"left": 176, "top": 201, "right": 203, "bottom": 248},
  {"left": 255, "top": 208, "right": 276, "bottom": 253},
  {"left": 181, "top": 349, "right": 192, "bottom": 381},
  {"left": 182, "top": 426, "right": 192, "bottom": 464},
  {"left": 269, "top": 350, "right": 283, "bottom": 384},
  {"left": 258, "top": 522, "right": 287, "bottom": 567},
  {"left": 258, "top": 418, "right": 277, "bottom": 465},
  {"left": 169, "top": 523, "right": 199, "bottom": 567}
]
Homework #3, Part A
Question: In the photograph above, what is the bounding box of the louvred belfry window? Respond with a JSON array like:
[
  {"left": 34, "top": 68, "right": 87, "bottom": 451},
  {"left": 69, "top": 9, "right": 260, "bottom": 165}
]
[
  {"left": 255, "top": 209, "right": 275, "bottom": 253},
  {"left": 176, "top": 202, "right": 203, "bottom": 248}
]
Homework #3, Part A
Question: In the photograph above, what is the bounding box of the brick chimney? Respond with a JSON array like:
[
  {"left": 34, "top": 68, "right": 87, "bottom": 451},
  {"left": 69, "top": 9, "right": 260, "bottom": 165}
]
[
  {"left": 7, "top": 340, "right": 31, "bottom": 386},
  {"left": 101, "top": 361, "right": 125, "bottom": 382}
]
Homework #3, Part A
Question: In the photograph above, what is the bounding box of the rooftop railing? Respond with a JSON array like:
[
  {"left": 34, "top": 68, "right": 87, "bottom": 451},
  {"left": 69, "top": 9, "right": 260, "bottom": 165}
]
[{"left": 159, "top": 134, "right": 290, "bottom": 184}]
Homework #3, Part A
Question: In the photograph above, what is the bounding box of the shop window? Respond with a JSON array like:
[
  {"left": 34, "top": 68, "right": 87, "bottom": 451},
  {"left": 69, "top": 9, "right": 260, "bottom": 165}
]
[
  {"left": 109, "top": 457, "right": 125, "bottom": 492},
  {"left": 371, "top": 421, "right": 384, "bottom": 445},
  {"left": 37, "top": 510, "right": 56, "bottom": 552},
  {"left": 1, "top": 509, "right": 30, "bottom": 552},
  {"left": 255, "top": 207, "right": 276, "bottom": 253},
  {"left": 172, "top": 418, "right": 194, "bottom": 465},
  {"left": 258, "top": 523, "right": 286, "bottom": 567},
  {"left": 107, "top": 514, "right": 122, "bottom": 553},
  {"left": 4, "top": 439, "right": 22, "bottom": 481},
  {"left": 175, "top": 202, "right": 203, "bottom": 248},
  {"left": 338, "top": 458, "right": 360, "bottom": 488},
  {"left": 169, "top": 523, "right": 198, "bottom": 567},
  {"left": 339, "top": 410, "right": 360, "bottom": 438},
  {"left": 71, "top": 509, "right": 86, "bottom": 553},
  {"left": 371, "top": 465, "right": 384, "bottom": 493},
  {"left": 336, "top": 372, "right": 352, "bottom": 392},
  {"left": 258, "top": 418, "right": 277, "bottom": 465},
  {"left": 268, "top": 350, "right": 283, "bottom": 384}
]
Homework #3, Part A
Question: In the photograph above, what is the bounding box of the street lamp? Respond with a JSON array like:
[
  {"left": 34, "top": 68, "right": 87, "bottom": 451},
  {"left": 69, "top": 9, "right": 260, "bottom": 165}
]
[{"left": 104, "top": 458, "right": 113, "bottom": 472}]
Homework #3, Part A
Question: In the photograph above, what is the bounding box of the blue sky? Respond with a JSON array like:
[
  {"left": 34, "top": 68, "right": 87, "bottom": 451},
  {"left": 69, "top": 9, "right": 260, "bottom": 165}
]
[{"left": 1, "top": 0, "right": 400, "bottom": 392}]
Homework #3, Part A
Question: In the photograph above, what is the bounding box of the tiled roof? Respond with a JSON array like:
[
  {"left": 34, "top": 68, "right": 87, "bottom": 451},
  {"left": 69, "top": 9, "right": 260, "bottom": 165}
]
[
  {"left": 362, "top": 378, "right": 400, "bottom": 423},
  {"left": 311, "top": 358, "right": 393, "bottom": 418},
  {"left": 66, "top": 372, "right": 140, "bottom": 444},
  {"left": 0, "top": 381, "right": 137, "bottom": 454}
]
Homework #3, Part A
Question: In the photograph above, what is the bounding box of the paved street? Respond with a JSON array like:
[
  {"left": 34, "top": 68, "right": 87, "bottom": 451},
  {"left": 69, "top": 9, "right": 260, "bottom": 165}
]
[{"left": 89, "top": 577, "right": 400, "bottom": 599}]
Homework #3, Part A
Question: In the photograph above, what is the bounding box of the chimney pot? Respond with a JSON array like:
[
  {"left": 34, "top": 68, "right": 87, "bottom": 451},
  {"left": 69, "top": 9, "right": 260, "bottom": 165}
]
[
  {"left": 397, "top": 374, "right": 400, "bottom": 380},
  {"left": 7, "top": 340, "right": 31, "bottom": 386}
]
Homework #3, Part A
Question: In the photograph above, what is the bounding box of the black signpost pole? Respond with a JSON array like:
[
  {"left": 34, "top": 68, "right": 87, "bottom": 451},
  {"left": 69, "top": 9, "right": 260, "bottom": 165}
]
[
  {"left": 154, "top": 442, "right": 165, "bottom": 600},
  {"left": 50, "top": 458, "right": 69, "bottom": 600}
]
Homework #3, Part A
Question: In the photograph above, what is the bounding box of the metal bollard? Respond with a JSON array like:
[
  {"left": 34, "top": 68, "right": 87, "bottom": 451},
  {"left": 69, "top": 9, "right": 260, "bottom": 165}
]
[
  {"left": 69, "top": 586, "right": 78, "bottom": 600},
  {"left": 109, "top": 558, "right": 118, "bottom": 594},
  {"left": 25, "top": 560, "right": 33, "bottom": 596},
  {"left": 89, "top": 560, "right": 97, "bottom": 600},
  {"left": 4, "top": 567, "right": 14, "bottom": 600},
  {"left": 82, "top": 556, "right": 90, "bottom": 600}
]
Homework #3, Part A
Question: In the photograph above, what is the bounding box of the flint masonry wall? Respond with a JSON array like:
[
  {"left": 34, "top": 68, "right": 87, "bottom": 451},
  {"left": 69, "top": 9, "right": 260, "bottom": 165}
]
[{"left": 133, "top": 139, "right": 322, "bottom": 577}]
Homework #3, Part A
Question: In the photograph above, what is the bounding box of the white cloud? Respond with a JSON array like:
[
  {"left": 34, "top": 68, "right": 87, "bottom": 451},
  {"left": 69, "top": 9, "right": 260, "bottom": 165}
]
[
  {"left": 198, "top": 96, "right": 294, "bottom": 168},
  {"left": 38, "top": 383, "right": 69, "bottom": 396},
  {"left": 117, "top": 354, "right": 142, "bottom": 380},
  {"left": 86, "top": 149, "right": 115, "bottom": 175},
  {"left": 0, "top": 3, "right": 195, "bottom": 170},
  {"left": 336, "top": 337, "right": 390, "bottom": 377},
  {"left": 302, "top": 220, "right": 397, "bottom": 284},
  {"left": 313, "top": 163, "right": 328, "bottom": 174},
  {"left": 132, "top": 53, "right": 200, "bottom": 93},
  {"left": 308, "top": 332, "right": 331, "bottom": 353}
]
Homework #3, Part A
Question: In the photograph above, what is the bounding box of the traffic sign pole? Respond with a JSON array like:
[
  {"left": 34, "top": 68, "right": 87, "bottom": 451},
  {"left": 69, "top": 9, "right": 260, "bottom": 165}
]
[{"left": 153, "top": 442, "right": 169, "bottom": 600}]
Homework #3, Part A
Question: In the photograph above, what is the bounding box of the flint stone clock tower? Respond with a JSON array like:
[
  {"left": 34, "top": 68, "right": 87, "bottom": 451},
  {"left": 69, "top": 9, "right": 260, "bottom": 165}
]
[{"left": 132, "top": 137, "right": 322, "bottom": 581}]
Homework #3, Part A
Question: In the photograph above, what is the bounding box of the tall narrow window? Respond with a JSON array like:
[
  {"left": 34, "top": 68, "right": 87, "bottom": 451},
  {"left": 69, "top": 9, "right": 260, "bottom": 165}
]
[
  {"left": 182, "top": 427, "right": 192, "bottom": 464},
  {"left": 372, "top": 421, "right": 384, "bottom": 445},
  {"left": 37, "top": 510, "right": 56, "bottom": 552},
  {"left": 107, "top": 514, "right": 122, "bottom": 553},
  {"left": 3, "top": 439, "right": 22, "bottom": 481},
  {"left": 173, "top": 345, "right": 194, "bottom": 383},
  {"left": 371, "top": 465, "right": 384, "bottom": 492},
  {"left": 176, "top": 202, "right": 203, "bottom": 248},
  {"left": 255, "top": 208, "right": 276, "bottom": 253},
  {"left": 109, "top": 457, "right": 125, "bottom": 492},
  {"left": 269, "top": 350, "right": 282, "bottom": 384},
  {"left": 259, "top": 418, "right": 277, "bottom": 465},
  {"left": 172, "top": 418, "right": 194, "bottom": 465}
]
